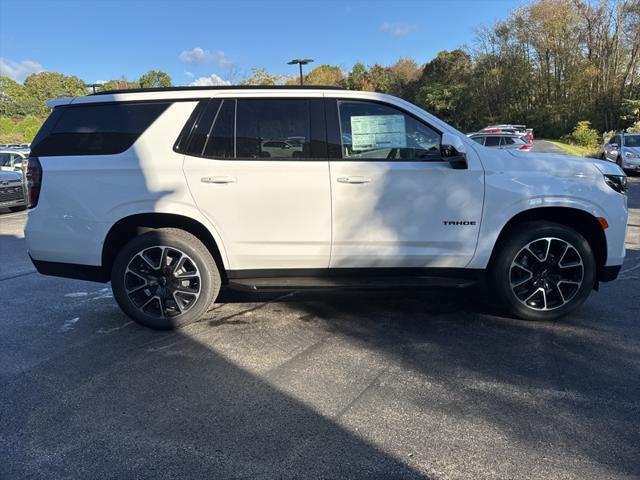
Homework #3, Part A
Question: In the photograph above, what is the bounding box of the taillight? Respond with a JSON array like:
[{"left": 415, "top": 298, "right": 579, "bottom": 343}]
[
  {"left": 519, "top": 145, "right": 531, "bottom": 151},
  {"left": 26, "top": 157, "right": 42, "bottom": 208}
]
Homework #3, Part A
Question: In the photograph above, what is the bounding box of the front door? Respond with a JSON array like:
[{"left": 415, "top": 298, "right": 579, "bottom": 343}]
[
  {"left": 182, "top": 97, "right": 331, "bottom": 271},
  {"left": 328, "top": 98, "right": 484, "bottom": 269}
]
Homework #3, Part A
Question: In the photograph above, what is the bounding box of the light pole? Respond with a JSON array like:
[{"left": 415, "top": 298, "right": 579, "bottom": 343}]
[{"left": 287, "top": 59, "right": 313, "bottom": 85}]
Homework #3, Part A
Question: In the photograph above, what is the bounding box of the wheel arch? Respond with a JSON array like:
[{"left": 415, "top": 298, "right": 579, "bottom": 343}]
[
  {"left": 102, "top": 213, "right": 228, "bottom": 283},
  {"left": 488, "top": 207, "right": 608, "bottom": 282}
]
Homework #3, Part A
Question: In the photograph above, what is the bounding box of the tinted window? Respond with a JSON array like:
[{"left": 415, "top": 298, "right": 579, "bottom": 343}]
[
  {"left": 502, "top": 136, "right": 516, "bottom": 145},
  {"left": 236, "top": 99, "right": 311, "bottom": 159},
  {"left": 203, "top": 99, "right": 235, "bottom": 158},
  {"left": 30, "top": 102, "right": 170, "bottom": 156},
  {"left": 0, "top": 153, "right": 11, "bottom": 166},
  {"left": 337, "top": 100, "right": 440, "bottom": 160},
  {"left": 174, "top": 101, "right": 207, "bottom": 153},
  {"left": 484, "top": 136, "right": 500, "bottom": 147},
  {"left": 186, "top": 99, "right": 221, "bottom": 156},
  {"left": 471, "top": 136, "right": 484, "bottom": 144}
]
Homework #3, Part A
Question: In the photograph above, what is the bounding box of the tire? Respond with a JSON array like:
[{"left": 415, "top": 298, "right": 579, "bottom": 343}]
[
  {"left": 111, "top": 228, "right": 221, "bottom": 330},
  {"left": 489, "top": 221, "right": 596, "bottom": 321},
  {"left": 8, "top": 206, "right": 26, "bottom": 212}
]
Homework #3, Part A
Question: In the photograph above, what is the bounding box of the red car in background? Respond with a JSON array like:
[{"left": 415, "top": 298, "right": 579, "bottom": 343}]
[{"left": 479, "top": 125, "right": 534, "bottom": 143}]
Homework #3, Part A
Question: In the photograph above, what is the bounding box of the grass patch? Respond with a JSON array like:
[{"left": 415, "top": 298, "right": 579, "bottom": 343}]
[{"left": 546, "top": 140, "right": 600, "bottom": 158}]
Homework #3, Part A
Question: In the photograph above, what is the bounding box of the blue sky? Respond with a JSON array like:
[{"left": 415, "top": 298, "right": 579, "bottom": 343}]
[{"left": 0, "top": 0, "right": 524, "bottom": 85}]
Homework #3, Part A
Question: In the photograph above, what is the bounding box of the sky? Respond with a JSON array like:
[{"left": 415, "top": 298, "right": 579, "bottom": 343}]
[{"left": 0, "top": 0, "right": 524, "bottom": 86}]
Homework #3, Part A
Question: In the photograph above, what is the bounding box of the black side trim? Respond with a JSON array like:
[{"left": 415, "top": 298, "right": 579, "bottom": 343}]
[
  {"left": 30, "top": 257, "right": 108, "bottom": 283},
  {"left": 227, "top": 267, "right": 484, "bottom": 280},
  {"left": 600, "top": 265, "right": 621, "bottom": 282}
]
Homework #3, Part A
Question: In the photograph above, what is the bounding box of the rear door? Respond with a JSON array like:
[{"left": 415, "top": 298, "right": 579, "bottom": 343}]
[
  {"left": 327, "top": 98, "right": 484, "bottom": 268},
  {"left": 181, "top": 97, "right": 331, "bottom": 271}
]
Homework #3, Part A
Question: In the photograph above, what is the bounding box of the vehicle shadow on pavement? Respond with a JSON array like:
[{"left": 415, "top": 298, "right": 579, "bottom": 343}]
[
  {"left": 209, "top": 284, "right": 640, "bottom": 478},
  {"left": 0, "top": 298, "right": 425, "bottom": 479}
]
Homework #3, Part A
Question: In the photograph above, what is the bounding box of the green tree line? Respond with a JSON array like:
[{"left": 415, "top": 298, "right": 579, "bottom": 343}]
[{"left": 1, "top": 0, "right": 638, "bottom": 144}]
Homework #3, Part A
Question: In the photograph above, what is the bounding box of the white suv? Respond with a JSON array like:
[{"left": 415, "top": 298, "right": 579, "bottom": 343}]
[{"left": 24, "top": 87, "right": 628, "bottom": 329}]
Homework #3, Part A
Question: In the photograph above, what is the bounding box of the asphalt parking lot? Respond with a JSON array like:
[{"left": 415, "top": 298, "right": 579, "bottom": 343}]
[{"left": 1, "top": 176, "right": 639, "bottom": 480}]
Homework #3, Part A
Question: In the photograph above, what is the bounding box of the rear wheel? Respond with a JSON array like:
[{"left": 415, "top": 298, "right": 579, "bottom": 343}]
[
  {"left": 490, "top": 221, "right": 596, "bottom": 321},
  {"left": 111, "top": 228, "right": 221, "bottom": 329}
]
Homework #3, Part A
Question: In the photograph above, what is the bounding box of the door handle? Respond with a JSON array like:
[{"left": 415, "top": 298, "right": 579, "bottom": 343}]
[
  {"left": 201, "top": 176, "right": 237, "bottom": 184},
  {"left": 337, "top": 176, "right": 372, "bottom": 184}
]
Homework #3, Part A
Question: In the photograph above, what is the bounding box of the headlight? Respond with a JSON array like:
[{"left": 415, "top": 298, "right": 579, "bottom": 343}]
[
  {"left": 624, "top": 151, "right": 639, "bottom": 158},
  {"left": 604, "top": 174, "right": 627, "bottom": 194}
]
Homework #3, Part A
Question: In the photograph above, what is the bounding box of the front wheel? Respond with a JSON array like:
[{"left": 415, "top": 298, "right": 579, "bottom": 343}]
[
  {"left": 490, "top": 221, "right": 596, "bottom": 321},
  {"left": 111, "top": 228, "right": 221, "bottom": 330}
]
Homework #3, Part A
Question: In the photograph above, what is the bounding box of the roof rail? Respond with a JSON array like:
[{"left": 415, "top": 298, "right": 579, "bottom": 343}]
[{"left": 90, "top": 85, "right": 347, "bottom": 96}]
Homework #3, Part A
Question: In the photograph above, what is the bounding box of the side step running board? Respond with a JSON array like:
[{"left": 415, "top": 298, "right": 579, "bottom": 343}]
[{"left": 228, "top": 276, "right": 479, "bottom": 292}]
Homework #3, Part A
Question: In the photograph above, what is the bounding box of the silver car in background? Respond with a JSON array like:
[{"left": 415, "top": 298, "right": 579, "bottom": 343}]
[
  {"left": 0, "top": 169, "right": 27, "bottom": 213},
  {"left": 0, "top": 150, "right": 29, "bottom": 176},
  {"left": 469, "top": 133, "right": 532, "bottom": 151},
  {"left": 602, "top": 133, "right": 640, "bottom": 173}
]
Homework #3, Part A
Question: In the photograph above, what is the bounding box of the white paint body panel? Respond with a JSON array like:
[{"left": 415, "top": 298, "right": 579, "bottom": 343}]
[
  {"left": 329, "top": 159, "right": 484, "bottom": 268},
  {"left": 183, "top": 156, "right": 331, "bottom": 270},
  {"left": 25, "top": 89, "right": 628, "bottom": 276}
]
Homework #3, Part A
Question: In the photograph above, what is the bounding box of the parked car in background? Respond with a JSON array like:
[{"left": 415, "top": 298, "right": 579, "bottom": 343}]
[
  {"left": 479, "top": 125, "right": 534, "bottom": 143},
  {"left": 470, "top": 133, "right": 532, "bottom": 151},
  {"left": 0, "top": 169, "right": 27, "bottom": 212},
  {"left": 0, "top": 150, "right": 28, "bottom": 175},
  {"left": 602, "top": 133, "right": 640, "bottom": 173}
]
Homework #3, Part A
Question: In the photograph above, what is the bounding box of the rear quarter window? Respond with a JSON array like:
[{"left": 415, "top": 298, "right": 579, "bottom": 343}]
[{"left": 30, "top": 102, "right": 171, "bottom": 157}]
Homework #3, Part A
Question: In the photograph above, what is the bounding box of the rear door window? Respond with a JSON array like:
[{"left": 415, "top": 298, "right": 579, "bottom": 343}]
[
  {"left": 179, "top": 98, "right": 326, "bottom": 160},
  {"left": 236, "top": 99, "right": 313, "bottom": 159},
  {"left": 30, "top": 102, "right": 171, "bottom": 156}
]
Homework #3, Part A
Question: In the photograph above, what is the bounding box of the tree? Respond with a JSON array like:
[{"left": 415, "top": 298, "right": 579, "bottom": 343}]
[
  {"left": 99, "top": 77, "right": 139, "bottom": 92},
  {"left": 304, "top": 65, "right": 346, "bottom": 87},
  {"left": 0, "top": 76, "right": 42, "bottom": 117},
  {"left": 138, "top": 70, "right": 172, "bottom": 88},
  {"left": 240, "top": 68, "right": 288, "bottom": 86},
  {"left": 388, "top": 58, "right": 421, "bottom": 97},
  {"left": 414, "top": 50, "right": 474, "bottom": 129},
  {"left": 347, "top": 62, "right": 370, "bottom": 90},
  {"left": 23, "top": 72, "right": 86, "bottom": 111}
]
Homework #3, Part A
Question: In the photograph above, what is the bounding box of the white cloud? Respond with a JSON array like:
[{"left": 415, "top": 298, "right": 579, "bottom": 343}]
[
  {"left": 95, "top": 80, "right": 108, "bottom": 85},
  {"left": 381, "top": 22, "right": 416, "bottom": 37},
  {"left": 189, "top": 74, "right": 231, "bottom": 86},
  {"left": 184, "top": 70, "right": 194, "bottom": 78},
  {"left": 0, "top": 57, "right": 44, "bottom": 82},
  {"left": 179, "top": 47, "right": 232, "bottom": 67}
]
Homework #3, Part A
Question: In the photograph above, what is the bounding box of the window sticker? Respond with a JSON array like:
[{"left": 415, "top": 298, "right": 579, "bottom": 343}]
[{"left": 350, "top": 115, "right": 407, "bottom": 151}]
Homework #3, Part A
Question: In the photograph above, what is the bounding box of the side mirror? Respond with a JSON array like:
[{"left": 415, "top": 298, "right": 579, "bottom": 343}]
[{"left": 441, "top": 132, "right": 468, "bottom": 170}]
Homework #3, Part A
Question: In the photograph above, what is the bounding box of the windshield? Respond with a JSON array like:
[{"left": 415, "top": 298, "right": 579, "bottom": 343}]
[{"left": 625, "top": 135, "right": 640, "bottom": 147}]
